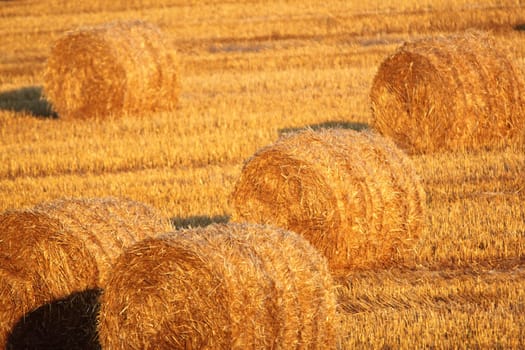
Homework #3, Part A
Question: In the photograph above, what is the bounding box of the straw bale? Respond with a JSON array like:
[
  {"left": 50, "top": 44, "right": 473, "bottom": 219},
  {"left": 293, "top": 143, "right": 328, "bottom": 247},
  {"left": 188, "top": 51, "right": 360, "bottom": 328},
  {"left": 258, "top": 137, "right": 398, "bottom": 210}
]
[
  {"left": 229, "top": 128, "right": 426, "bottom": 273},
  {"left": 43, "top": 20, "right": 178, "bottom": 119},
  {"left": 98, "top": 223, "right": 338, "bottom": 349},
  {"left": 0, "top": 197, "right": 170, "bottom": 348},
  {"left": 370, "top": 30, "right": 525, "bottom": 154}
]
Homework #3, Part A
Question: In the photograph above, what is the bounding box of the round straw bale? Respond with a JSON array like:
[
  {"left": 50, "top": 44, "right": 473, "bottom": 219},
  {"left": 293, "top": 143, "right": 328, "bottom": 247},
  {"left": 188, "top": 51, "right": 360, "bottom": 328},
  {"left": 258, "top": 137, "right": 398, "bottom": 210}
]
[
  {"left": 370, "top": 30, "right": 525, "bottom": 154},
  {"left": 43, "top": 20, "right": 178, "bottom": 119},
  {"left": 0, "top": 197, "right": 171, "bottom": 348},
  {"left": 98, "top": 223, "right": 338, "bottom": 349},
  {"left": 229, "top": 128, "right": 426, "bottom": 274}
]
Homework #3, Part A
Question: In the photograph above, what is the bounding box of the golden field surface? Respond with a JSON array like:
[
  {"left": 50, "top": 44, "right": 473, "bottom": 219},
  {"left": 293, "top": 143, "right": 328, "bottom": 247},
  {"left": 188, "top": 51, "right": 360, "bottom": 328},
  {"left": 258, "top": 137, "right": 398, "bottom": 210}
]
[{"left": 1, "top": 0, "right": 525, "bottom": 348}]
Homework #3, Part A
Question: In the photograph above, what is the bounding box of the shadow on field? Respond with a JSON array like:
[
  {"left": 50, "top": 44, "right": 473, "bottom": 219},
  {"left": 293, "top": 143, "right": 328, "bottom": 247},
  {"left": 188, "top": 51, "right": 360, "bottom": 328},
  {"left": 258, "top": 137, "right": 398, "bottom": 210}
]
[
  {"left": 279, "top": 120, "right": 369, "bottom": 136},
  {"left": 171, "top": 214, "right": 230, "bottom": 229},
  {"left": 0, "top": 86, "right": 57, "bottom": 118},
  {"left": 6, "top": 288, "right": 101, "bottom": 350},
  {"left": 514, "top": 23, "right": 525, "bottom": 31}
]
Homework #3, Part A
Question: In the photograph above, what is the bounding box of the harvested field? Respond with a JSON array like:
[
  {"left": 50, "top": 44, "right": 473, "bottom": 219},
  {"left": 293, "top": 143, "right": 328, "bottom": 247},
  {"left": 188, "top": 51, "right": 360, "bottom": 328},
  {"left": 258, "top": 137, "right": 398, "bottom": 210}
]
[{"left": 1, "top": 0, "right": 525, "bottom": 348}]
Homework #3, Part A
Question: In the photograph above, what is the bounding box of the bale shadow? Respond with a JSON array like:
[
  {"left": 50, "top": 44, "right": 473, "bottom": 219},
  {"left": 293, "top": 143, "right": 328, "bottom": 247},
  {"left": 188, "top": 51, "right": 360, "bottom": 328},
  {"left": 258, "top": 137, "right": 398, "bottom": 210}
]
[
  {"left": 6, "top": 288, "right": 101, "bottom": 350},
  {"left": 171, "top": 214, "right": 230, "bottom": 229},
  {"left": 279, "top": 120, "right": 369, "bottom": 136},
  {"left": 514, "top": 23, "right": 525, "bottom": 31},
  {"left": 0, "top": 86, "right": 57, "bottom": 118}
]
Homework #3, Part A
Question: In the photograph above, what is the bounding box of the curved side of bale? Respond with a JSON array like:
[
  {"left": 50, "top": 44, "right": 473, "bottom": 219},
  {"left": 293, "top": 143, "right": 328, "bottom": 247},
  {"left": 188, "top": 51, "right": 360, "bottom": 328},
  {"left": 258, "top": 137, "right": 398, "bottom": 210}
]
[
  {"left": 43, "top": 20, "right": 178, "bottom": 119},
  {"left": 230, "top": 128, "right": 426, "bottom": 273},
  {"left": 337, "top": 130, "right": 427, "bottom": 257},
  {"left": 370, "top": 30, "right": 525, "bottom": 154},
  {"left": 240, "top": 224, "right": 338, "bottom": 348},
  {"left": 98, "top": 223, "right": 337, "bottom": 349},
  {"left": 34, "top": 196, "right": 172, "bottom": 283},
  {"left": 0, "top": 210, "right": 97, "bottom": 348}
]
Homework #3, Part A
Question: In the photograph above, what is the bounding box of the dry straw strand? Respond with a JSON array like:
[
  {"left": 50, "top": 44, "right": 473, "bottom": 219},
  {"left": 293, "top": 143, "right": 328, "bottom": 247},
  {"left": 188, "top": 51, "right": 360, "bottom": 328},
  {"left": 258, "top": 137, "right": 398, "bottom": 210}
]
[
  {"left": 0, "top": 197, "right": 170, "bottom": 348},
  {"left": 98, "top": 223, "right": 338, "bottom": 349},
  {"left": 43, "top": 20, "right": 178, "bottom": 119},
  {"left": 229, "top": 128, "right": 426, "bottom": 274},
  {"left": 370, "top": 30, "right": 525, "bottom": 154}
]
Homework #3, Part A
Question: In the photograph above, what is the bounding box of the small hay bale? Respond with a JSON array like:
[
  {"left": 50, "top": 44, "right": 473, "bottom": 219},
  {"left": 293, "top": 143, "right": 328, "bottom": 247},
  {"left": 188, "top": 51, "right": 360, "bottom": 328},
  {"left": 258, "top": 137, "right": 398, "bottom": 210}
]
[
  {"left": 229, "top": 128, "right": 426, "bottom": 274},
  {"left": 43, "top": 20, "right": 178, "bottom": 119},
  {"left": 0, "top": 197, "right": 171, "bottom": 348},
  {"left": 370, "top": 30, "right": 525, "bottom": 154},
  {"left": 98, "top": 223, "right": 338, "bottom": 349}
]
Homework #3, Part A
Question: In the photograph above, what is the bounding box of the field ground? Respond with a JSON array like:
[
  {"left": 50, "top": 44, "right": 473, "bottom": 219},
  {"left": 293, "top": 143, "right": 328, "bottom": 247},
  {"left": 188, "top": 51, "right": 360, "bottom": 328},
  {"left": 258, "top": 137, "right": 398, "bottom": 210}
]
[{"left": 1, "top": 0, "right": 525, "bottom": 348}]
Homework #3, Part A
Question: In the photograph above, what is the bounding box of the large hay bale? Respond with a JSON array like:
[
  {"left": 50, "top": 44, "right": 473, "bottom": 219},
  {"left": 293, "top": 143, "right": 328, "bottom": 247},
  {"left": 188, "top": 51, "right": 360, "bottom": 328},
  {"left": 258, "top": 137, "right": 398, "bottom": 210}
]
[
  {"left": 229, "top": 128, "right": 426, "bottom": 274},
  {"left": 43, "top": 20, "right": 178, "bottom": 119},
  {"left": 0, "top": 197, "right": 171, "bottom": 348},
  {"left": 98, "top": 223, "right": 338, "bottom": 349},
  {"left": 370, "top": 30, "right": 525, "bottom": 154}
]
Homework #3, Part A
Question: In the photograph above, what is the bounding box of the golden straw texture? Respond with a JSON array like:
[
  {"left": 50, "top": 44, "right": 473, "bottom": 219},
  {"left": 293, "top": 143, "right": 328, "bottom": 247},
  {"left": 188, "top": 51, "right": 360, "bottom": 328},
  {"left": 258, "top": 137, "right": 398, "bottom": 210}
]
[
  {"left": 98, "top": 223, "right": 338, "bottom": 349},
  {"left": 0, "top": 197, "right": 171, "bottom": 348},
  {"left": 230, "top": 128, "right": 426, "bottom": 274},
  {"left": 43, "top": 20, "right": 178, "bottom": 119},
  {"left": 370, "top": 30, "right": 525, "bottom": 154}
]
